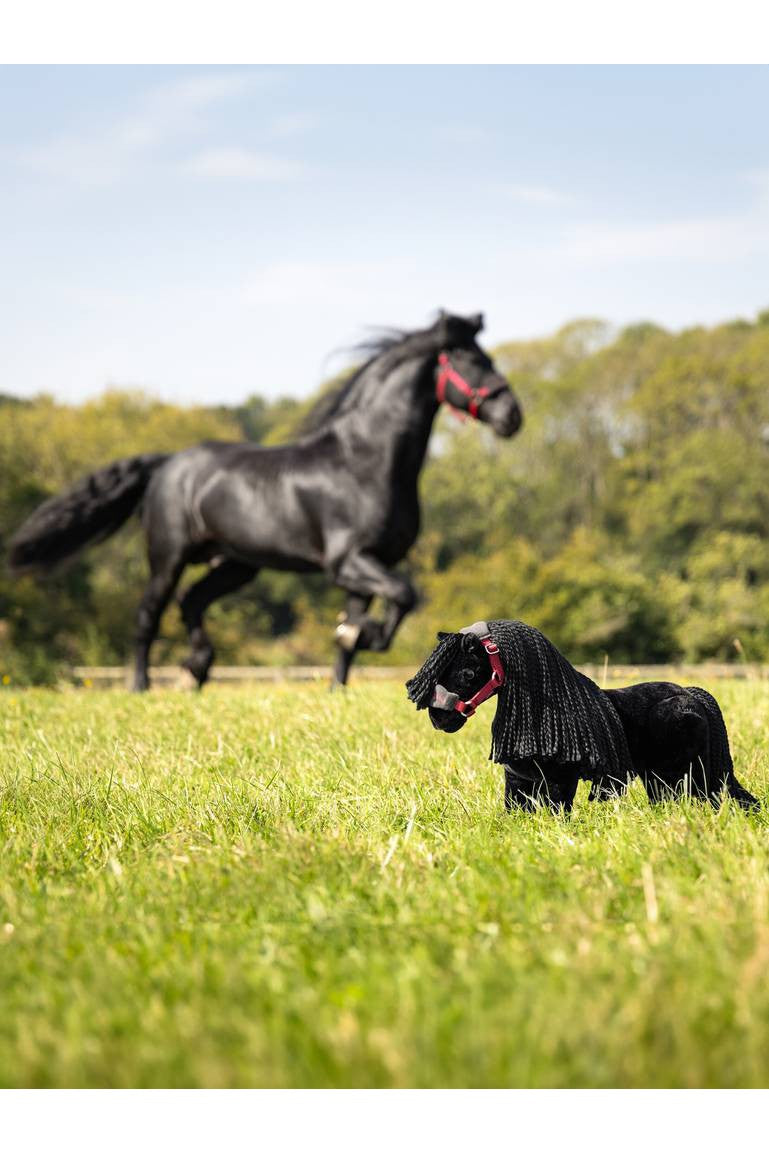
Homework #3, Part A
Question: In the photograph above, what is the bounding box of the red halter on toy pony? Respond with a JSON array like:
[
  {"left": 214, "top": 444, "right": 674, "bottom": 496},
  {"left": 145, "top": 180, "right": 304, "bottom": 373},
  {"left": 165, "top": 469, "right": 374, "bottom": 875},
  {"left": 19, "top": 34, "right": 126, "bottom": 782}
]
[{"left": 429, "top": 621, "right": 505, "bottom": 717}]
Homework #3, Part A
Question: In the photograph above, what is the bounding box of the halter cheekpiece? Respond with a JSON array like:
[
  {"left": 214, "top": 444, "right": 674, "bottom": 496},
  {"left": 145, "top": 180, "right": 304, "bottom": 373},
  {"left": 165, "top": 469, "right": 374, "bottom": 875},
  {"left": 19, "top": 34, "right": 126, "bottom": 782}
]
[
  {"left": 435, "top": 353, "right": 501, "bottom": 420},
  {"left": 430, "top": 620, "right": 505, "bottom": 717}
]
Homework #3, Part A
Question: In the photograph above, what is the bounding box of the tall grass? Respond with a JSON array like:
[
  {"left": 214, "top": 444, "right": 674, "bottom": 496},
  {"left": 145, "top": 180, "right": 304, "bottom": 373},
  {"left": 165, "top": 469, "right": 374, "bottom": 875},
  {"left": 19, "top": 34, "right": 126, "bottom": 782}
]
[{"left": 1, "top": 680, "right": 768, "bottom": 1087}]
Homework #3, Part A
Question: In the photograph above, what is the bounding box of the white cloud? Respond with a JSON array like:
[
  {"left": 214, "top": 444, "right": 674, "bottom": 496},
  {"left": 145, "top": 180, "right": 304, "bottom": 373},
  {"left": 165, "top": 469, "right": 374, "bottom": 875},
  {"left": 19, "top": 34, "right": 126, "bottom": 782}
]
[
  {"left": 14, "top": 69, "right": 280, "bottom": 188},
  {"left": 555, "top": 210, "right": 769, "bottom": 269},
  {"left": 187, "top": 147, "right": 304, "bottom": 183}
]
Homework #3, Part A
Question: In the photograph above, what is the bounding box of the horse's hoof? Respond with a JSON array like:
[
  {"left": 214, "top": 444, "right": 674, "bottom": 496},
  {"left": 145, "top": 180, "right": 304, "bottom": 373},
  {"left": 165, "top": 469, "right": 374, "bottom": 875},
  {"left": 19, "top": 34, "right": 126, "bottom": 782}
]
[
  {"left": 182, "top": 650, "right": 213, "bottom": 687},
  {"left": 335, "top": 620, "right": 361, "bottom": 652},
  {"left": 177, "top": 666, "right": 201, "bottom": 691}
]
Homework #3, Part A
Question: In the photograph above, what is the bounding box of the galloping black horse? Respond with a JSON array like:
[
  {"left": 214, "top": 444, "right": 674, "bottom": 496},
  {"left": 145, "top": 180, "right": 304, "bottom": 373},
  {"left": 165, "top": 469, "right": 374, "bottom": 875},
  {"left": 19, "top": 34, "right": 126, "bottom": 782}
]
[{"left": 10, "top": 311, "right": 522, "bottom": 690}]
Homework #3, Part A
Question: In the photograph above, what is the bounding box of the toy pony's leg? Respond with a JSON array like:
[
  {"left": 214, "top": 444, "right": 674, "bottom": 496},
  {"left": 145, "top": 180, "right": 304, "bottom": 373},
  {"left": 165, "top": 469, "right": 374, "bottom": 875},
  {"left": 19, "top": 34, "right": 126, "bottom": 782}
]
[
  {"left": 642, "top": 697, "right": 719, "bottom": 805},
  {"left": 727, "top": 776, "right": 760, "bottom": 811},
  {"left": 642, "top": 771, "right": 686, "bottom": 805},
  {"left": 504, "top": 764, "right": 537, "bottom": 812},
  {"left": 504, "top": 762, "right": 579, "bottom": 814},
  {"left": 688, "top": 688, "right": 760, "bottom": 810},
  {"left": 588, "top": 774, "right": 630, "bottom": 803}
]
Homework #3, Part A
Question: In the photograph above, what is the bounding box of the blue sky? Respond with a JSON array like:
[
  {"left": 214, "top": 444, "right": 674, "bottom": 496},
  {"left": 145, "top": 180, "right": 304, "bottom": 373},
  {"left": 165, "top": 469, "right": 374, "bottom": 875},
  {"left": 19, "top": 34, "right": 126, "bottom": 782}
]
[{"left": 2, "top": 65, "right": 769, "bottom": 404}]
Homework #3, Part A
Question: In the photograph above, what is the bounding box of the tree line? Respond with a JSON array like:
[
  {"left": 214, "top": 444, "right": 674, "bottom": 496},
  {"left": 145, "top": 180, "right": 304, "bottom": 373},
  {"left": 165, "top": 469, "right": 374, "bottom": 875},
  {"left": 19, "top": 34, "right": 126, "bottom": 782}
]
[{"left": 3, "top": 309, "right": 769, "bottom": 682}]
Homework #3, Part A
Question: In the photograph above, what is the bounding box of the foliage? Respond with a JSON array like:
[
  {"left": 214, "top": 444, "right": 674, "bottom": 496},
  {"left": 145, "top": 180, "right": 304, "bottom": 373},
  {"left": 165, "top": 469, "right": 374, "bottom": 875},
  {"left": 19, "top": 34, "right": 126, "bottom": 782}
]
[{"left": 5, "top": 311, "right": 769, "bottom": 677}]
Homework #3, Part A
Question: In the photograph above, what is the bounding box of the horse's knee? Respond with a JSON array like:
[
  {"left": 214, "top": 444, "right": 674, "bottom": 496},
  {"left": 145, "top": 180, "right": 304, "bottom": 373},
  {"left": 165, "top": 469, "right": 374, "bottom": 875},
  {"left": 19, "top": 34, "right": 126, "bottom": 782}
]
[{"left": 392, "top": 582, "right": 418, "bottom": 612}]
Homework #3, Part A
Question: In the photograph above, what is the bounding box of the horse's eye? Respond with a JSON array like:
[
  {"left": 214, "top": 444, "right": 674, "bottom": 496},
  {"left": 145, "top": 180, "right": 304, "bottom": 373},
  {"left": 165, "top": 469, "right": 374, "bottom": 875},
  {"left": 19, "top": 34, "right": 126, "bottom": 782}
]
[{"left": 456, "top": 667, "right": 476, "bottom": 688}]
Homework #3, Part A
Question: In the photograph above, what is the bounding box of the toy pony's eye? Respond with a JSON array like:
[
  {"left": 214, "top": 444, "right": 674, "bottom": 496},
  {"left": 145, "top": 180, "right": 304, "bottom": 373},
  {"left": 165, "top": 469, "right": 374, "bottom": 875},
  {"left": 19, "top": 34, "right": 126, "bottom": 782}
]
[{"left": 456, "top": 667, "right": 477, "bottom": 688}]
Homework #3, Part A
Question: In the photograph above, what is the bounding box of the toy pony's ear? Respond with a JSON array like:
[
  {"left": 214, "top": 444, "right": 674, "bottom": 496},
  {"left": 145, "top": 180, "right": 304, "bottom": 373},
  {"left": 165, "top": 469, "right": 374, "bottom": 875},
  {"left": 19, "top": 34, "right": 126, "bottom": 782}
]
[
  {"left": 468, "top": 312, "right": 484, "bottom": 335},
  {"left": 460, "top": 632, "right": 481, "bottom": 654}
]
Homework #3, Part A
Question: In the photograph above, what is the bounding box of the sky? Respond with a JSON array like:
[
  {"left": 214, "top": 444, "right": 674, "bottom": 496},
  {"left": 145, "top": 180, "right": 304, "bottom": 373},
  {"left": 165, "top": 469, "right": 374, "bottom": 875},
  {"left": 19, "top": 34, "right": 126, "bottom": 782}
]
[{"left": 2, "top": 64, "right": 769, "bottom": 405}]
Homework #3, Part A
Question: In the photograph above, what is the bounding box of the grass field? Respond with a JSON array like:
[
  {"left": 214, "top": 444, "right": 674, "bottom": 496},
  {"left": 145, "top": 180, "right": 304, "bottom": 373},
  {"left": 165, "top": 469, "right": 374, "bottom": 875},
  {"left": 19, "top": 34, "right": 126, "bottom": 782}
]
[{"left": 2, "top": 678, "right": 769, "bottom": 1088}]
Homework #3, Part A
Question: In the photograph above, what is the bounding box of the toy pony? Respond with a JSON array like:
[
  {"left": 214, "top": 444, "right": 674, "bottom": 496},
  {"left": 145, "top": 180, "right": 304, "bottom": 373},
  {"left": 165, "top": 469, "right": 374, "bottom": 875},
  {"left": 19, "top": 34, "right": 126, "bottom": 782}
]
[{"left": 406, "top": 619, "right": 759, "bottom": 813}]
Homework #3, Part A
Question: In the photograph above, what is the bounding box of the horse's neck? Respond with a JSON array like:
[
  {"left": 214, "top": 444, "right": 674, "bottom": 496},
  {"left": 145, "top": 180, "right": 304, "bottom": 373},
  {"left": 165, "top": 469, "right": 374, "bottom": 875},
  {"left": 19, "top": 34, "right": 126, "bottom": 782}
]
[{"left": 338, "top": 356, "right": 438, "bottom": 479}]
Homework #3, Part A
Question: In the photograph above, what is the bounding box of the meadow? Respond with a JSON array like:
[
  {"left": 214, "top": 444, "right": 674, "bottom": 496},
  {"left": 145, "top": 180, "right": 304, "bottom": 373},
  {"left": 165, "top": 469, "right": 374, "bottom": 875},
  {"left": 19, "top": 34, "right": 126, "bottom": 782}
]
[{"left": 1, "top": 677, "right": 769, "bottom": 1088}]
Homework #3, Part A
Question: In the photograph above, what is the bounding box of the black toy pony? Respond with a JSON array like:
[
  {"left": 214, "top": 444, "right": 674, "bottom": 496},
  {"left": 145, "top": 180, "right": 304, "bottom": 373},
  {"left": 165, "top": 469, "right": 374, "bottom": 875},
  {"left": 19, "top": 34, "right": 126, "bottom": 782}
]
[{"left": 406, "top": 620, "right": 759, "bottom": 813}]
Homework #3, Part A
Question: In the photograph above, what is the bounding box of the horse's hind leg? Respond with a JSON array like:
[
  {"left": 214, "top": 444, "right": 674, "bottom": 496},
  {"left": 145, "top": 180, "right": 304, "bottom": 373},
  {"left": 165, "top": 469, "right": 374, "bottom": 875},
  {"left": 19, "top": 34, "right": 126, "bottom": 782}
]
[
  {"left": 179, "top": 559, "right": 256, "bottom": 688},
  {"left": 133, "top": 556, "right": 186, "bottom": 692}
]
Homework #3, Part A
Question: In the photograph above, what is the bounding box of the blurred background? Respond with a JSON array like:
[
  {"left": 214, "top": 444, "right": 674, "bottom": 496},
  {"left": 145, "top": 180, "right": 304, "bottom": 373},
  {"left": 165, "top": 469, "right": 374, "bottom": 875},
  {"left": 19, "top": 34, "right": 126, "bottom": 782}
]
[{"left": 4, "top": 64, "right": 769, "bottom": 680}]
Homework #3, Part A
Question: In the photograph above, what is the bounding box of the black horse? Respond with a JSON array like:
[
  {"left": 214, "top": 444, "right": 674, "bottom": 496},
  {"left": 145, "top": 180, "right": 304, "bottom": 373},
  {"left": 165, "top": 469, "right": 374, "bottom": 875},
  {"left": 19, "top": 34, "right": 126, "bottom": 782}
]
[
  {"left": 407, "top": 619, "right": 759, "bottom": 813},
  {"left": 10, "top": 312, "right": 522, "bottom": 690}
]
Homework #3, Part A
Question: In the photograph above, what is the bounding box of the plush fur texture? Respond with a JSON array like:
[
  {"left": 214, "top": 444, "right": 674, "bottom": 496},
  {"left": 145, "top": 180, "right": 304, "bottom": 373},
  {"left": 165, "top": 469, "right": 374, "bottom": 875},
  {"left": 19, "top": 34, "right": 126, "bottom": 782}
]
[{"left": 406, "top": 619, "right": 759, "bottom": 814}]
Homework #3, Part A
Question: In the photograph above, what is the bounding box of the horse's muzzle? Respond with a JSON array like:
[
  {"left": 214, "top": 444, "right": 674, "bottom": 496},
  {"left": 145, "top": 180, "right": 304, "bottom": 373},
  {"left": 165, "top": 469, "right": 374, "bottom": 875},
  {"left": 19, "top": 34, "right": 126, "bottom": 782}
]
[{"left": 480, "top": 391, "right": 523, "bottom": 438}]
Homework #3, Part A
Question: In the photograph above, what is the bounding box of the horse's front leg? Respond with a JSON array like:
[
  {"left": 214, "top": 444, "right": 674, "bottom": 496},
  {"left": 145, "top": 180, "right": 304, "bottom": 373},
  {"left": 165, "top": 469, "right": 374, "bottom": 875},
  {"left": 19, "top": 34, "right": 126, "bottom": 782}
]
[
  {"left": 333, "top": 593, "right": 372, "bottom": 687},
  {"left": 331, "top": 553, "right": 418, "bottom": 686}
]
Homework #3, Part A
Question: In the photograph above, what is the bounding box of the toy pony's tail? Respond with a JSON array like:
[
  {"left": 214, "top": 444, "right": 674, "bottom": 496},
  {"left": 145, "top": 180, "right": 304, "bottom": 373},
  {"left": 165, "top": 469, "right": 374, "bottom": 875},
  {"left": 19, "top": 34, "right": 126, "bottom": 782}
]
[
  {"left": 8, "top": 453, "right": 169, "bottom": 573},
  {"left": 687, "top": 687, "right": 760, "bottom": 811}
]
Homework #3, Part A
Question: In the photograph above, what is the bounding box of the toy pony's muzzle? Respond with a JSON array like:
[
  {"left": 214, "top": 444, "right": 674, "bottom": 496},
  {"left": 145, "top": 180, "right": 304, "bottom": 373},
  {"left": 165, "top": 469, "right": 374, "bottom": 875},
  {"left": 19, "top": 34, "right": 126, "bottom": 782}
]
[
  {"left": 430, "top": 683, "right": 461, "bottom": 712},
  {"left": 429, "top": 706, "right": 468, "bottom": 732},
  {"left": 428, "top": 684, "right": 468, "bottom": 732}
]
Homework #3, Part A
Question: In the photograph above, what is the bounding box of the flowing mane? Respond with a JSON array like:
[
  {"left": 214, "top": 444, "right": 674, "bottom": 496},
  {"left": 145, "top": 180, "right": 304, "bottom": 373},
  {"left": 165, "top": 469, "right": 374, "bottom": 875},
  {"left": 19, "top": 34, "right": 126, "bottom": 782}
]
[
  {"left": 300, "top": 329, "right": 409, "bottom": 433},
  {"left": 301, "top": 311, "right": 485, "bottom": 433}
]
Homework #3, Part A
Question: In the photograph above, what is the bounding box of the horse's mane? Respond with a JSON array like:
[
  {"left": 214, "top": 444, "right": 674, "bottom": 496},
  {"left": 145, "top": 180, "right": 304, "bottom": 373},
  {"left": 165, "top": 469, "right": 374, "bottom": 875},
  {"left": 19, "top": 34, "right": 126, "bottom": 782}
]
[
  {"left": 407, "top": 619, "right": 633, "bottom": 783},
  {"left": 301, "top": 312, "right": 484, "bottom": 434},
  {"left": 300, "top": 329, "right": 409, "bottom": 433}
]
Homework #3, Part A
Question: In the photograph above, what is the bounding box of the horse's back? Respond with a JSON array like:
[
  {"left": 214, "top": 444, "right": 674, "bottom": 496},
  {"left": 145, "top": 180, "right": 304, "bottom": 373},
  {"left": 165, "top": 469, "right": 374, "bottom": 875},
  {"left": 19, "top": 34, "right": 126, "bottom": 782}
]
[{"left": 147, "top": 437, "right": 338, "bottom": 569}]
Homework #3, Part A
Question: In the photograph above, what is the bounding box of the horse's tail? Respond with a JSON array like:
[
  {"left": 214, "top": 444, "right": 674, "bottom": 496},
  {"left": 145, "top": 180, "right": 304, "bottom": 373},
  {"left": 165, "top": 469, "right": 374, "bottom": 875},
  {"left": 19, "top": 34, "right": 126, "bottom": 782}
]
[{"left": 8, "top": 453, "right": 170, "bottom": 573}]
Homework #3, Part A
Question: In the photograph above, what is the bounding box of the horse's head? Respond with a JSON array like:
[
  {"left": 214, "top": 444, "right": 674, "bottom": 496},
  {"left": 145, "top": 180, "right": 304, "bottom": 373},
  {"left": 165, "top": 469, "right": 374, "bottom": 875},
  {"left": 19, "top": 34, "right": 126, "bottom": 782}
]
[
  {"left": 433, "top": 312, "right": 522, "bottom": 437},
  {"left": 405, "top": 627, "right": 500, "bottom": 734}
]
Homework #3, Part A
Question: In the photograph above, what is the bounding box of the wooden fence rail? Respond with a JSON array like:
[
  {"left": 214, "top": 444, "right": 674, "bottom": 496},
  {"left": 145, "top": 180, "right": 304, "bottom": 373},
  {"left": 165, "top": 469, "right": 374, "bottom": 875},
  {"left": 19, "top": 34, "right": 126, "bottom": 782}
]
[{"left": 70, "top": 663, "right": 769, "bottom": 688}]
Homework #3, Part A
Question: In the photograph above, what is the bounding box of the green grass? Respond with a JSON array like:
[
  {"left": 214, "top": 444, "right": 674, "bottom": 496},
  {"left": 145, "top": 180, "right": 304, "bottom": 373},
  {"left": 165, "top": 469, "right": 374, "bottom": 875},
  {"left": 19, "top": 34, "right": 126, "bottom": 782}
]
[{"left": 1, "top": 678, "right": 769, "bottom": 1087}]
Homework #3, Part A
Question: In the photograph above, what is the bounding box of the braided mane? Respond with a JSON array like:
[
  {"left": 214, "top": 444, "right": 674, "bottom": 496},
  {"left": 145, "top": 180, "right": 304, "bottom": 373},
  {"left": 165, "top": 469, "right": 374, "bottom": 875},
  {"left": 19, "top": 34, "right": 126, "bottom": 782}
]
[
  {"left": 486, "top": 620, "right": 631, "bottom": 779},
  {"left": 406, "top": 631, "right": 463, "bottom": 709}
]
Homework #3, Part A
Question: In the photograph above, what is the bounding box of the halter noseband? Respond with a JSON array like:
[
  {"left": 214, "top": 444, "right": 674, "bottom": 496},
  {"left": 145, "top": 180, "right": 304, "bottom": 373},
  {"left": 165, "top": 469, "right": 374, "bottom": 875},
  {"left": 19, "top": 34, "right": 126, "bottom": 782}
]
[
  {"left": 430, "top": 622, "right": 505, "bottom": 718},
  {"left": 435, "top": 353, "right": 504, "bottom": 420}
]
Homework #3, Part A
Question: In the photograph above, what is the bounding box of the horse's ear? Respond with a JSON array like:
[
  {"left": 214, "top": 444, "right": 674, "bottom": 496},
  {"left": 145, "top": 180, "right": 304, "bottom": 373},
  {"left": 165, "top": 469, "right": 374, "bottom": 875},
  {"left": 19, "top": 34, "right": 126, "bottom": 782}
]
[
  {"left": 435, "top": 312, "right": 484, "bottom": 347},
  {"left": 435, "top": 314, "right": 454, "bottom": 346}
]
